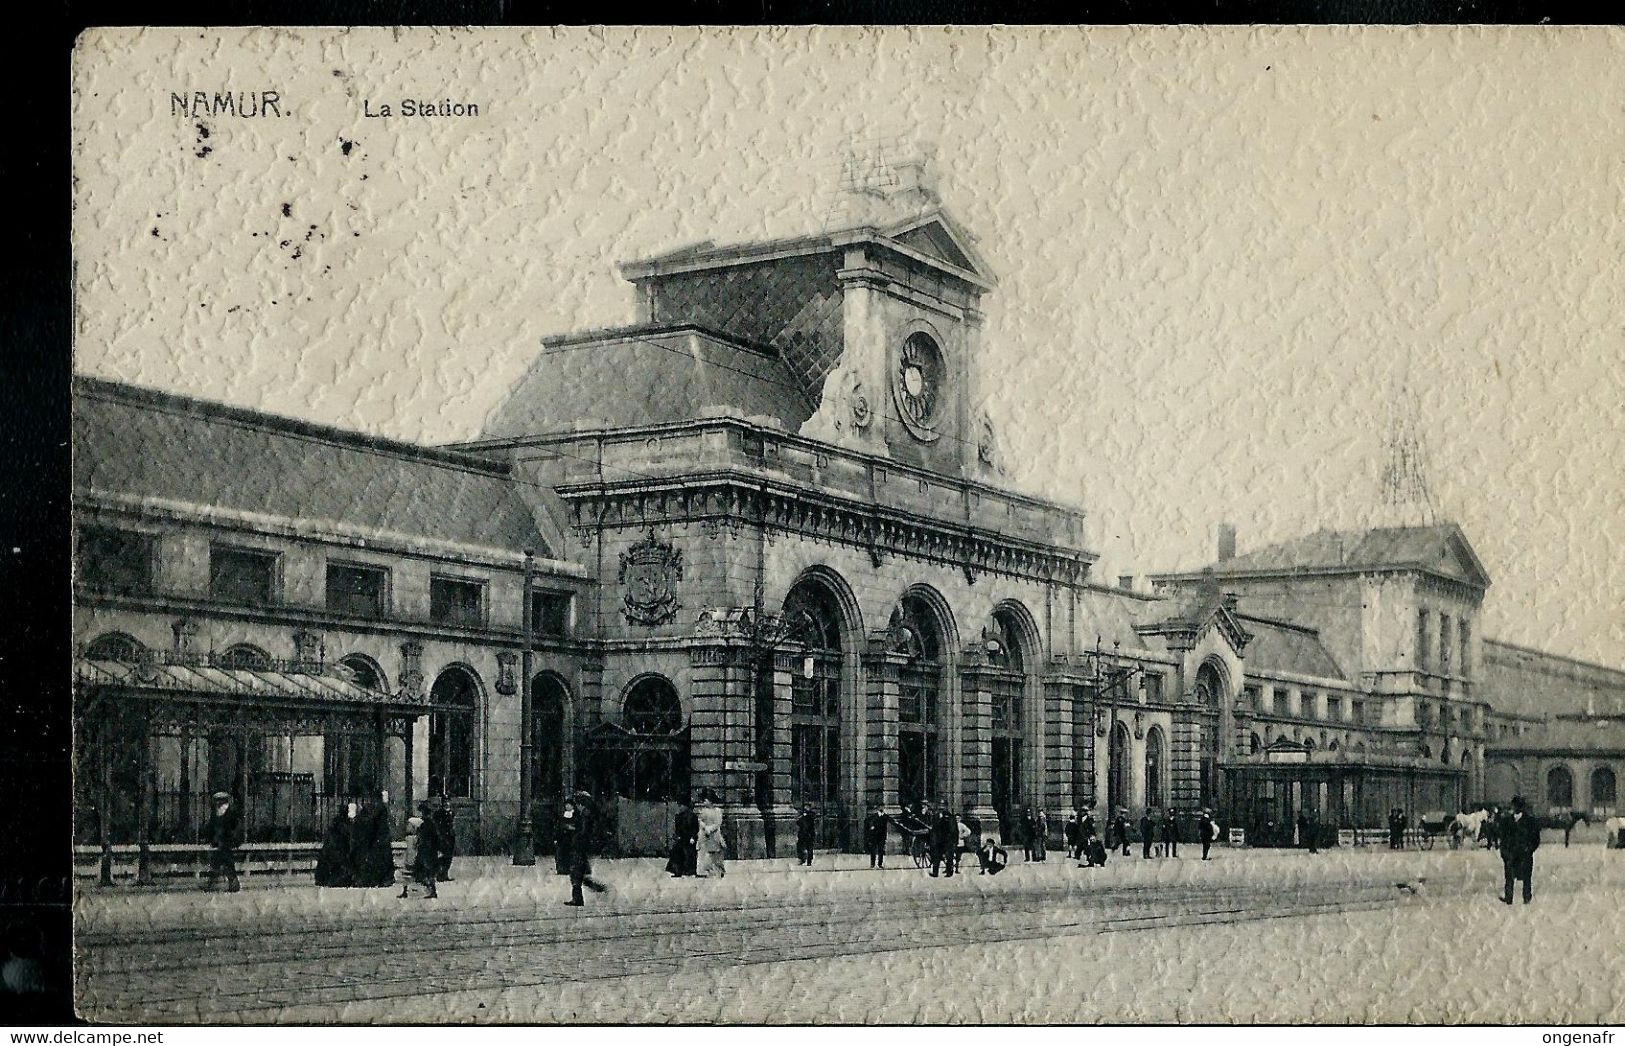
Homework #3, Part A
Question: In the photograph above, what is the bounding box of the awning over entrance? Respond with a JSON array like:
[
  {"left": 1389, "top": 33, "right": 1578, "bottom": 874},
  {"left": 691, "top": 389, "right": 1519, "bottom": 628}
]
[{"left": 75, "top": 658, "right": 425, "bottom": 712}]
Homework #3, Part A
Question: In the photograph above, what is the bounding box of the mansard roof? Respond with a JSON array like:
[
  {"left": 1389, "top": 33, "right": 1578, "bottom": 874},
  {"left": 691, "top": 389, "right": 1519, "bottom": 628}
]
[
  {"left": 74, "top": 376, "right": 556, "bottom": 557},
  {"left": 479, "top": 324, "right": 814, "bottom": 439},
  {"left": 1152, "top": 524, "right": 1491, "bottom": 590},
  {"left": 620, "top": 209, "right": 995, "bottom": 291},
  {"left": 1237, "top": 613, "right": 1349, "bottom": 682}
]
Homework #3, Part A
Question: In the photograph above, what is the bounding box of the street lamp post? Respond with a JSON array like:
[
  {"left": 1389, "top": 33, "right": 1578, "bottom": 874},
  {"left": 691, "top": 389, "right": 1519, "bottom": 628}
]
[{"left": 513, "top": 549, "right": 537, "bottom": 865}]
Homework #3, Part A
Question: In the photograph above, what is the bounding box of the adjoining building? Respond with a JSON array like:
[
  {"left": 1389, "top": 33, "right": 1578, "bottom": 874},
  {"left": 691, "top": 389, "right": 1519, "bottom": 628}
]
[{"left": 72, "top": 168, "right": 1625, "bottom": 873}]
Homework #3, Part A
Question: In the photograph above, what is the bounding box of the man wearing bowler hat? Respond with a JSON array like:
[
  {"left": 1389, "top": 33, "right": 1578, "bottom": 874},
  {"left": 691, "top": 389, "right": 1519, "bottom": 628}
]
[{"left": 205, "top": 791, "right": 242, "bottom": 892}]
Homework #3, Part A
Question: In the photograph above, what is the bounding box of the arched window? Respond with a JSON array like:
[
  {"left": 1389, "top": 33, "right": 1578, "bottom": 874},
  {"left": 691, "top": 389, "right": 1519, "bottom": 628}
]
[
  {"left": 1144, "top": 727, "right": 1166, "bottom": 810},
  {"left": 1304, "top": 737, "right": 1316, "bottom": 755},
  {"left": 1546, "top": 765, "right": 1574, "bottom": 810},
  {"left": 606, "top": 675, "right": 690, "bottom": 802},
  {"left": 532, "top": 674, "right": 569, "bottom": 804},
  {"left": 1420, "top": 744, "right": 1433, "bottom": 761},
  {"left": 785, "top": 579, "right": 844, "bottom": 814},
  {"left": 337, "top": 654, "right": 385, "bottom": 691},
  {"left": 1194, "top": 661, "right": 1224, "bottom": 809},
  {"left": 1329, "top": 739, "right": 1341, "bottom": 752},
  {"left": 1249, "top": 733, "right": 1262, "bottom": 755},
  {"left": 1591, "top": 767, "right": 1617, "bottom": 815},
  {"left": 892, "top": 594, "right": 946, "bottom": 808},
  {"left": 987, "top": 607, "right": 1030, "bottom": 831},
  {"left": 1108, "top": 721, "right": 1132, "bottom": 813},
  {"left": 218, "top": 644, "right": 271, "bottom": 670},
  {"left": 85, "top": 632, "right": 144, "bottom": 662},
  {"left": 429, "top": 667, "right": 479, "bottom": 799}
]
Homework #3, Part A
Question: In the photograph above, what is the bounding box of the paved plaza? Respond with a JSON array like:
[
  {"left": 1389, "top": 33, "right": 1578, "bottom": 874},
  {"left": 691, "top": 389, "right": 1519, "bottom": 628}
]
[{"left": 74, "top": 843, "right": 1625, "bottom": 1024}]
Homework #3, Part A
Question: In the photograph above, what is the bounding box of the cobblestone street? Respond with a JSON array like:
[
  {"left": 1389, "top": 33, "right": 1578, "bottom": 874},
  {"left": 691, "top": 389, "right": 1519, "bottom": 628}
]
[{"left": 75, "top": 845, "right": 1625, "bottom": 1023}]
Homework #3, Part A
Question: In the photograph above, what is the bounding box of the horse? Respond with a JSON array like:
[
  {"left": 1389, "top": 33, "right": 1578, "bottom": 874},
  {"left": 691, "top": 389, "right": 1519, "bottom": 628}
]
[{"left": 1454, "top": 809, "right": 1490, "bottom": 844}]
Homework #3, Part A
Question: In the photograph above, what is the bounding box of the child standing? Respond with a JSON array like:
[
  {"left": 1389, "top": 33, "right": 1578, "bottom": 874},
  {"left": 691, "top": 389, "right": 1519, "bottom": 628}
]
[{"left": 398, "top": 816, "right": 439, "bottom": 899}]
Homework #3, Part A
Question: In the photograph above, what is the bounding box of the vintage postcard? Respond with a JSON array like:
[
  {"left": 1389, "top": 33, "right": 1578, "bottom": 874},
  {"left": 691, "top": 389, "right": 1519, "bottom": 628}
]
[{"left": 69, "top": 26, "right": 1624, "bottom": 1025}]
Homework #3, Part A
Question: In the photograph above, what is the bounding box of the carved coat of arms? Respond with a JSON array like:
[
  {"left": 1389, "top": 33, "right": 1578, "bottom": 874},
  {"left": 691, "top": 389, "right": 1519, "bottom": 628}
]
[{"left": 619, "top": 530, "right": 684, "bottom": 626}]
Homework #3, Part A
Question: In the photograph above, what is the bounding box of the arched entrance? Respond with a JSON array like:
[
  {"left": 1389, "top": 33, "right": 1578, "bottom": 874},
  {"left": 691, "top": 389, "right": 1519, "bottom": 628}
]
[
  {"left": 1193, "top": 660, "right": 1226, "bottom": 811},
  {"left": 428, "top": 666, "right": 479, "bottom": 800},
  {"left": 1145, "top": 727, "right": 1167, "bottom": 811},
  {"left": 986, "top": 606, "right": 1031, "bottom": 840},
  {"left": 1591, "top": 766, "right": 1617, "bottom": 818},
  {"left": 1107, "top": 720, "right": 1132, "bottom": 814},
  {"left": 1546, "top": 765, "right": 1574, "bottom": 812},
  {"left": 785, "top": 576, "right": 848, "bottom": 848},
  {"left": 892, "top": 593, "right": 948, "bottom": 809},
  {"left": 582, "top": 675, "right": 690, "bottom": 856}
]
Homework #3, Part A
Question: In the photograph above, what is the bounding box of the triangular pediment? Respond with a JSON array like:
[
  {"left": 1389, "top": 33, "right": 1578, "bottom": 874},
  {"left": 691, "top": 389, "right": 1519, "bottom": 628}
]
[
  {"left": 1435, "top": 527, "right": 1492, "bottom": 589},
  {"left": 882, "top": 212, "right": 995, "bottom": 285}
]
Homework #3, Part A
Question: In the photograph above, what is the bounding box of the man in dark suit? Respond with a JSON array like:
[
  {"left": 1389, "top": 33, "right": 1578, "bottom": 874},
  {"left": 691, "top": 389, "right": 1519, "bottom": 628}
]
[
  {"left": 204, "top": 791, "right": 242, "bottom": 892},
  {"left": 863, "top": 803, "right": 890, "bottom": 868},
  {"left": 795, "top": 804, "right": 819, "bottom": 866},
  {"left": 1162, "top": 809, "right": 1179, "bottom": 858},
  {"left": 929, "top": 807, "right": 958, "bottom": 877},
  {"left": 1114, "top": 810, "right": 1131, "bottom": 857},
  {"left": 1197, "top": 810, "right": 1217, "bottom": 860},
  {"left": 1139, "top": 811, "right": 1154, "bottom": 859},
  {"left": 432, "top": 797, "right": 457, "bottom": 881},
  {"left": 666, "top": 799, "right": 700, "bottom": 877},
  {"left": 1499, "top": 795, "right": 1541, "bottom": 905},
  {"left": 560, "top": 794, "right": 609, "bottom": 906}
]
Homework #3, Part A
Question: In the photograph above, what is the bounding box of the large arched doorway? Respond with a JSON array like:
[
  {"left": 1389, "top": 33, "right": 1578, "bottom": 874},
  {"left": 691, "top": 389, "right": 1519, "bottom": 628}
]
[
  {"left": 986, "top": 606, "right": 1031, "bottom": 840},
  {"left": 892, "top": 593, "right": 947, "bottom": 809},
  {"left": 1591, "top": 767, "right": 1617, "bottom": 817},
  {"left": 1193, "top": 660, "right": 1226, "bottom": 811},
  {"left": 1546, "top": 765, "right": 1574, "bottom": 812},
  {"left": 785, "top": 577, "right": 847, "bottom": 847},
  {"left": 1145, "top": 727, "right": 1167, "bottom": 811},
  {"left": 1107, "top": 720, "right": 1132, "bottom": 814},
  {"left": 428, "top": 667, "right": 479, "bottom": 799},
  {"left": 532, "top": 673, "right": 569, "bottom": 803}
]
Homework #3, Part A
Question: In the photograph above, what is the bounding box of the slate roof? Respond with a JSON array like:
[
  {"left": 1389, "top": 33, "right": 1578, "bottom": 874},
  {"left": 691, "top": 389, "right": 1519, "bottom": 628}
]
[
  {"left": 480, "top": 324, "right": 814, "bottom": 438},
  {"left": 1238, "top": 614, "right": 1348, "bottom": 682},
  {"left": 1158, "top": 525, "right": 1490, "bottom": 588},
  {"left": 74, "top": 377, "right": 554, "bottom": 556}
]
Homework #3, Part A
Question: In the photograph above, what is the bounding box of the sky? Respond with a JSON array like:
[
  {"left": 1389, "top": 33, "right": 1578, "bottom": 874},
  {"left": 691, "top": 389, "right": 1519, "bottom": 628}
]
[{"left": 71, "top": 26, "right": 1625, "bottom": 665}]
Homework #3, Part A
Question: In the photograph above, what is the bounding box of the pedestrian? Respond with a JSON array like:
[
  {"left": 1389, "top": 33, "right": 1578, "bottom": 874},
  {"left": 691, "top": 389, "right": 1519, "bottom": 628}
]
[
  {"left": 314, "top": 802, "right": 357, "bottom": 887},
  {"left": 1162, "top": 809, "right": 1179, "bottom": 858},
  {"left": 432, "top": 796, "right": 457, "bottom": 882},
  {"left": 1032, "top": 808, "right": 1049, "bottom": 861},
  {"left": 795, "top": 803, "right": 819, "bottom": 866},
  {"left": 1115, "top": 809, "right": 1132, "bottom": 857},
  {"left": 204, "top": 791, "right": 242, "bottom": 892},
  {"left": 1077, "top": 811, "right": 1103, "bottom": 868},
  {"left": 398, "top": 813, "right": 439, "bottom": 899},
  {"left": 1197, "top": 810, "right": 1217, "bottom": 861},
  {"left": 1498, "top": 795, "right": 1541, "bottom": 905},
  {"left": 1019, "top": 806, "right": 1036, "bottom": 861},
  {"left": 863, "top": 802, "right": 890, "bottom": 868},
  {"left": 560, "top": 794, "right": 609, "bottom": 905},
  {"left": 1139, "top": 810, "right": 1154, "bottom": 859},
  {"left": 1485, "top": 806, "right": 1501, "bottom": 850},
  {"left": 1299, "top": 811, "right": 1319, "bottom": 855},
  {"left": 353, "top": 789, "right": 395, "bottom": 887},
  {"left": 929, "top": 806, "right": 958, "bottom": 877},
  {"left": 1063, "top": 811, "right": 1080, "bottom": 861},
  {"left": 956, "top": 813, "right": 974, "bottom": 867},
  {"left": 666, "top": 797, "right": 699, "bottom": 878},
  {"left": 694, "top": 788, "right": 727, "bottom": 878},
  {"left": 1388, "top": 807, "right": 1405, "bottom": 850},
  {"left": 977, "top": 835, "right": 1009, "bottom": 875}
]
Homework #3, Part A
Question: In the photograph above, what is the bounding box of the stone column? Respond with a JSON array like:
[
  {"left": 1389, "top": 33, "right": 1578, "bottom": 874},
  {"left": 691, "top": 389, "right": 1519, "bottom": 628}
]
[
  {"left": 1041, "top": 675, "right": 1073, "bottom": 819},
  {"left": 958, "top": 653, "right": 996, "bottom": 833},
  {"left": 759, "top": 650, "right": 799, "bottom": 858},
  {"left": 688, "top": 639, "right": 780, "bottom": 859},
  {"left": 1170, "top": 709, "right": 1204, "bottom": 814}
]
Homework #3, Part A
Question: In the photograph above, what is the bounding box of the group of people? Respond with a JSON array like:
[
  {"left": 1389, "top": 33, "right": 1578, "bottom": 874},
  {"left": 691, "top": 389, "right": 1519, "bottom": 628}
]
[
  {"left": 662, "top": 789, "right": 727, "bottom": 880},
  {"left": 200, "top": 789, "right": 457, "bottom": 897}
]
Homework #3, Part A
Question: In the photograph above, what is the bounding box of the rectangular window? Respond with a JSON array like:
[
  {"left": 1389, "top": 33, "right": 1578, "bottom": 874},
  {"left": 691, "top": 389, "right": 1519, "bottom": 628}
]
[
  {"left": 531, "top": 590, "right": 572, "bottom": 638},
  {"left": 1242, "top": 684, "right": 1262, "bottom": 711},
  {"left": 1416, "top": 609, "right": 1431, "bottom": 669},
  {"left": 210, "top": 545, "right": 278, "bottom": 605},
  {"left": 1459, "top": 619, "right": 1471, "bottom": 678},
  {"left": 1142, "top": 673, "right": 1163, "bottom": 703},
  {"left": 1352, "top": 699, "right": 1367, "bottom": 725},
  {"left": 326, "top": 562, "right": 388, "bottom": 619},
  {"left": 1326, "top": 696, "right": 1343, "bottom": 722},
  {"left": 430, "top": 575, "right": 485, "bottom": 627},
  {"left": 1439, "top": 613, "right": 1452, "bottom": 671},
  {"left": 77, "top": 525, "right": 156, "bottom": 594},
  {"left": 1272, "top": 687, "right": 1287, "bottom": 715}
]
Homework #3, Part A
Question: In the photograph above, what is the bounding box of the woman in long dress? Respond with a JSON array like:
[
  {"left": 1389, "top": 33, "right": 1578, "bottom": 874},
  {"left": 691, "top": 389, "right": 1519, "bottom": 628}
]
[
  {"left": 314, "top": 803, "right": 358, "bottom": 886},
  {"left": 694, "top": 792, "right": 726, "bottom": 878}
]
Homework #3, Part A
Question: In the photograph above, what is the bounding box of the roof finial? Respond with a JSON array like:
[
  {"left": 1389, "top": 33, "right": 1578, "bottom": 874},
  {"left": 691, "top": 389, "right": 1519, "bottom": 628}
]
[{"left": 822, "top": 133, "right": 940, "bottom": 232}]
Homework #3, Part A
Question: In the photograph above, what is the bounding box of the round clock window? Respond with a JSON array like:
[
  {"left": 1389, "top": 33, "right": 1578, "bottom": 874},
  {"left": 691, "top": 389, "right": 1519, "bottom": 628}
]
[{"left": 894, "top": 331, "right": 945, "bottom": 439}]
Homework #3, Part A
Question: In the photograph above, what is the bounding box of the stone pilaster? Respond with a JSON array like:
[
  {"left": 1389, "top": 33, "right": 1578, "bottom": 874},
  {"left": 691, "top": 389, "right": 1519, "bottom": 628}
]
[
  {"left": 862, "top": 643, "right": 904, "bottom": 812},
  {"left": 958, "top": 654, "right": 996, "bottom": 831},
  {"left": 1042, "top": 676, "right": 1074, "bottom": 817},
  {"left": 1170, "top": 710, "right": 1203, "bottom": 814}
]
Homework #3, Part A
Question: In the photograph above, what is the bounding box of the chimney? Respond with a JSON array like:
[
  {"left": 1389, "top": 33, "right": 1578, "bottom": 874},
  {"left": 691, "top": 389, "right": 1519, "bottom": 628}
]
[
  {"left": 1217, "top": 523, "right": 1237, "bottom": 562},
  {"left": 1118, "top": 575, "right": 1134, "bottom": 592}
]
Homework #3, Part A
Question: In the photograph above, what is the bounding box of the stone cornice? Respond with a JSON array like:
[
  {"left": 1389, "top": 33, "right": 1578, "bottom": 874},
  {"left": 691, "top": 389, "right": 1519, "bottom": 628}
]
[{"left": 558, "top": 473, "right": 1093, "bottom": 585}]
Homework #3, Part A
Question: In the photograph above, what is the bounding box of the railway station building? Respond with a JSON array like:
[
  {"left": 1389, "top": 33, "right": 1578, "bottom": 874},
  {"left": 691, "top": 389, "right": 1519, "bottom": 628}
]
[{"left": 73, "top": 178, "right": 1625, "bottom": 873}]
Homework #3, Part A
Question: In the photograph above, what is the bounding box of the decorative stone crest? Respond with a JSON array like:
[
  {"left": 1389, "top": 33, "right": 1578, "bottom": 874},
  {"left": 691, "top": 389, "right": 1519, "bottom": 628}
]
[
  {"left": 398, "top": 640, "right": 425, "bottom": 700},
  {"left": 850, "top": 378, "right": 872, "bottom": 430},
  {"left": 618, "top": 529, "right": 684, "bottom": 626},
  {"left": 292, "top": 629, "right": 325, "bottom": 669},
  {"left": 977, "top": 411, "right": 1004, "bottom": 474},
  {"left": 1134, "top": 710, "right": 1146, "bottom": 740},
  {"left": 495, "top": 651, "right": 518, "bottom": 695},
  {"left": 171, "top": 617, "right": 198, "bottom": 659},
  {"left": 134, "top": 644, "right": 161, "bottom": 685}
]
